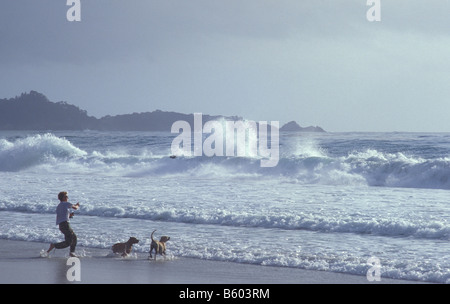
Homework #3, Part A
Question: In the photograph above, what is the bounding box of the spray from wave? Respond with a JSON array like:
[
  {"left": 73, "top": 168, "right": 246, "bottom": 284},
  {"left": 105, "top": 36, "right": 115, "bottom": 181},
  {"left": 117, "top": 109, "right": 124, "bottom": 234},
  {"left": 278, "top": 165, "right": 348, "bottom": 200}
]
[{"left": 0, "top": 133, "right": 87, "bottom": 171}]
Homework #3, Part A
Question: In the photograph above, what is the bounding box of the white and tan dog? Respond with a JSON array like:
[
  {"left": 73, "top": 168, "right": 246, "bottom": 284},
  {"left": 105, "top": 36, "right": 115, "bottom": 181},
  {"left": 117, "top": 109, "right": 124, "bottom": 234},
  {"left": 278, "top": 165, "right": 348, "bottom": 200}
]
[{"left": 148, "top": 230, "right": 170, "bottom": 260}]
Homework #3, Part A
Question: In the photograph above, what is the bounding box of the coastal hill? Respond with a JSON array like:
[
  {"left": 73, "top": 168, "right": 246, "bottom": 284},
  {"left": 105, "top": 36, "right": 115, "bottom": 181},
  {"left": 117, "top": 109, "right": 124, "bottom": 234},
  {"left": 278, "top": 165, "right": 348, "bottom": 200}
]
[
  {"left": 0, "top": 91, "right": 97, "bottom": 130},
  {"left": 0, "top": 91, "right": 325, "bottom": 132},
  {"left": 280, "top": 121, "right": 325, "bottom": 133}
]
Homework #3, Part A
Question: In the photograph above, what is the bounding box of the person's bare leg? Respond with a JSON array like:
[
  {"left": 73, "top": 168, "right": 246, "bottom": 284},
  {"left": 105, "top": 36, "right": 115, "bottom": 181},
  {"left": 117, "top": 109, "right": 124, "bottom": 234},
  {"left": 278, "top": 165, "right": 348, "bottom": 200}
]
[{"left": 47, "top": 243, "right": 55, "bottom": 253}]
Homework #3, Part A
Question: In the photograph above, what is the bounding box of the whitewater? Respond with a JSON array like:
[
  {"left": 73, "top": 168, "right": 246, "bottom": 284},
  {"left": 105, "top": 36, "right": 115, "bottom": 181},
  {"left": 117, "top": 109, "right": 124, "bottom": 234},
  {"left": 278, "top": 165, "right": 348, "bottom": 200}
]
[{"left": 0, "top": 130, "right": 449, "bottom": 283}]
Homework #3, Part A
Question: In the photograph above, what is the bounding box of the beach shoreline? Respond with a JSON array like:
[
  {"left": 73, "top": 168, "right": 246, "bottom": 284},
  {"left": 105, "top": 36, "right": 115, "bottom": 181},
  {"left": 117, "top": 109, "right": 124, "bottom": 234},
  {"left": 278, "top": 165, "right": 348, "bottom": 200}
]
[{"left": 0, "top": 239, "right": 429, "bottom": 284}]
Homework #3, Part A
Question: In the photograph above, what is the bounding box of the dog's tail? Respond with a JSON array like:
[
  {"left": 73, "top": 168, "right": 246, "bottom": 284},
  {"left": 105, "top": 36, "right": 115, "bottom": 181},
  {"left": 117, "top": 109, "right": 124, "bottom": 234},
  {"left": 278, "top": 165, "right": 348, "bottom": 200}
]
[{"left": 151, "top": 229, "right": 157, "bottom": 242}]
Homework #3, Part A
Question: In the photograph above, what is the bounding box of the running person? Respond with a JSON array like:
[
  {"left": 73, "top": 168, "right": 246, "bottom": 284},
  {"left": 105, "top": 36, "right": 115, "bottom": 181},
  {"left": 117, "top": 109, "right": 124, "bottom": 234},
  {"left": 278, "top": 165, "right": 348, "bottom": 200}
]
[{"left": 47, "top": 192, "right": 80, "bottom": 257}]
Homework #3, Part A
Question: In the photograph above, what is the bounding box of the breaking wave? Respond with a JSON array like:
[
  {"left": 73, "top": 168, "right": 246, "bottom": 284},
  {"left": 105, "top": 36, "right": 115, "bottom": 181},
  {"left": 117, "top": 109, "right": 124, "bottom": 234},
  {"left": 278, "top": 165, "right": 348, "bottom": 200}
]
[
  {"left": 0, "top": 133, "right": 86, "bottom": 171},
  {"left": 1, "top": 133, "right": 450, "bottom": 190},
  {"left": 1, "top": 199, "right": 449, "bottom": 241}
]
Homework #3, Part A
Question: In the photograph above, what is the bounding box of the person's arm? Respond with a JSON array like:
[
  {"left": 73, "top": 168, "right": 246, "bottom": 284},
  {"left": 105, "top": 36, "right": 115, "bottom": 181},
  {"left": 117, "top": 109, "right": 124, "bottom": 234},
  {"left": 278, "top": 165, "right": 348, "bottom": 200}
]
[{"left": 69, "top": 203, "right": 80, "bottom": 219}]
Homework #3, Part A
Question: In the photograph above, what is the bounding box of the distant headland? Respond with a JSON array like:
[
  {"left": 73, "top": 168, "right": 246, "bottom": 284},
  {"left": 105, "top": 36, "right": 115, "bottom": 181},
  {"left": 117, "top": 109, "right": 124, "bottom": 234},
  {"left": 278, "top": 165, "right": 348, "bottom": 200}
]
[
  {"left": 0, "top": 91, "right": 325, "bottom": 132},
  {"left": 279, "top": 121, "right": 325, "bottom": 133}
]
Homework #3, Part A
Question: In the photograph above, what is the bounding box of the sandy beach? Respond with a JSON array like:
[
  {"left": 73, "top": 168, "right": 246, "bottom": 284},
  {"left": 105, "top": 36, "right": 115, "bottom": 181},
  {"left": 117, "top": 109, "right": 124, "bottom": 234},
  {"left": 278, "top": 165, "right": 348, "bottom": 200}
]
[{"left": 0, "top": 239, "right": 427, "bottom": 284}]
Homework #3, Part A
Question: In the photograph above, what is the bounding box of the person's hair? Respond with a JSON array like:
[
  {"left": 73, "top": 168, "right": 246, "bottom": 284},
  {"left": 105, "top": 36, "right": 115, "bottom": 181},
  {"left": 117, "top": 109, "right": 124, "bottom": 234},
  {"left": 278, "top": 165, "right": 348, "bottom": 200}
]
[{"left": 58, "top": 191, "right": 68, "bottom": 201}]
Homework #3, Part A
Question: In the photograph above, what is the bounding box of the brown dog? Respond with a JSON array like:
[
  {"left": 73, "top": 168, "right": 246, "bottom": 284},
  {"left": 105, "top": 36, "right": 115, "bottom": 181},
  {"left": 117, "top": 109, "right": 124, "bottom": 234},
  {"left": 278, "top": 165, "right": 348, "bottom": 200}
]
[
  {"left": 111, "top": 237, "right": 139, "bottom": 257},
  {"left": 148, "top": 230, "right": 170, "bottom": 260}
]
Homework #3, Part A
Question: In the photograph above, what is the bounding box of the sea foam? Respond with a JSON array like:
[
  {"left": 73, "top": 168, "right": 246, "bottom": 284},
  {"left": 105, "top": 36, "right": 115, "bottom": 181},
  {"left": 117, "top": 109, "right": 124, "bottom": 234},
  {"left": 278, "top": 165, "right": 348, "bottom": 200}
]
[{"left": 1, "top": 133, "right": 450, "bottom": 190}]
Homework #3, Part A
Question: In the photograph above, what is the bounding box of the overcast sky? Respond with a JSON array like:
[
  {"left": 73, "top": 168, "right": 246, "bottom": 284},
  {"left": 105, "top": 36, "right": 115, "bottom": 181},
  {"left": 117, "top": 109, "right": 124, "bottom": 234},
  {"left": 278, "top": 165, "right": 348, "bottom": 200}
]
[{"left": 1, "top": 0, "right": 449, "bottom": 132}]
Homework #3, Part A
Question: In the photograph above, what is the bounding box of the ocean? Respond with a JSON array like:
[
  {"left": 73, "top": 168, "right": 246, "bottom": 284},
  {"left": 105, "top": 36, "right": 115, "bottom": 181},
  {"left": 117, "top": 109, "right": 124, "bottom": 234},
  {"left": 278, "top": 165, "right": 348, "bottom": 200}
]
[{"left": 0, "top": 130, "right": 449, "bottom": 283}]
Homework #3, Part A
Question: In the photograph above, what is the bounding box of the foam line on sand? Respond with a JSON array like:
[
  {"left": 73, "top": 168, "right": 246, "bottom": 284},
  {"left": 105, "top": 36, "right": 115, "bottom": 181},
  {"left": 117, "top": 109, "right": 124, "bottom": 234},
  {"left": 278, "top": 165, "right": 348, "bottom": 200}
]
[{"left": 0, "top": 239, "right": 428, "bottom": 284}]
